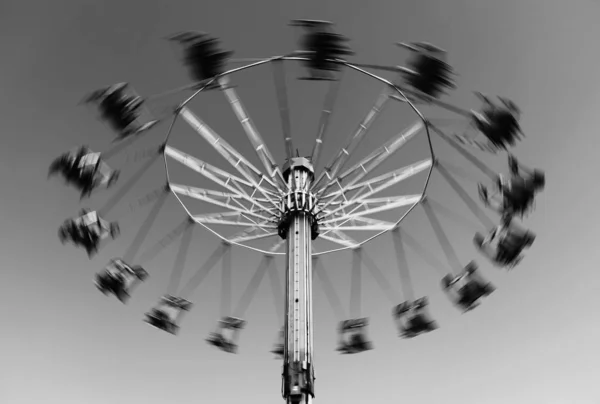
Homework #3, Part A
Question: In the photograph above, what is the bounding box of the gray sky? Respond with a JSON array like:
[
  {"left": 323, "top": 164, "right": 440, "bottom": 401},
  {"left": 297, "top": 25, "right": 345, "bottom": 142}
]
[{"left": 2, "top": 0, "right": 600, "bottom": 403}]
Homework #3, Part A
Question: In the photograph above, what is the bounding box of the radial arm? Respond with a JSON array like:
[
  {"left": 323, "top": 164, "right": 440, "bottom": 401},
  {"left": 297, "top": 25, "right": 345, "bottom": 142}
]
[
  {"left": 272, "top": 60, "right": 294, "bottom": 160},
  {"left": 165, "top": 146, "right": 278, "bottom": 216},
  {"left": 218, "top": 76, "right": 288, "bottom": 189},
  {"left": 310, "top": 75, "right": 343, "bottom": 169},
  {"left": 170, "top": 184, "right": 276, "bottom": 223},
  {"left": 315, "top": 121, "right": 424, "bottom": 216},
  {"left": 192, "top": 211, "right": 278, "bottom": 228},
  {"left": 311, "top": 87, "right": 392, "bottom": 192},
  {"left": 318, "top": 159, "right": 432, "bottom": 219},
  {"left": 319, "top": 194, "right": 422, "bottom": 226}
]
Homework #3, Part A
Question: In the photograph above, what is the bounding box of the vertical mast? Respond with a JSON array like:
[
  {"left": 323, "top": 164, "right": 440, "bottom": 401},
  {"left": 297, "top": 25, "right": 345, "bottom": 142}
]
[{"left": 279, "top": 157, "right": 318, "bottom": 404}]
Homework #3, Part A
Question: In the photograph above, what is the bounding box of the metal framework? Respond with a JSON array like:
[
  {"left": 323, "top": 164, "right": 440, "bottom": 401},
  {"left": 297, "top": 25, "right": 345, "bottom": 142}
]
[
  {"left": 163, "top": 56, "right": 434, "bottom": 258},
  {"left": 159, "top": 56, "right": 436, "bottom": 403}
]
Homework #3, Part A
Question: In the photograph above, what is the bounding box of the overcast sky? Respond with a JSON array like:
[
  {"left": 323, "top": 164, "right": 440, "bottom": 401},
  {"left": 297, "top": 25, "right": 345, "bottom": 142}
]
[{"left": 2, "top": 0, "right": 600, "bottom": 403}]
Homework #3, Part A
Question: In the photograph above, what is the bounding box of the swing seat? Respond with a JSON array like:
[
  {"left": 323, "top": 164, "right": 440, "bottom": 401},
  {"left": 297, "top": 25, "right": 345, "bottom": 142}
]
[
  {"left": 161, "top": 295, "right": 193, "bottom": 311},
  {"left": 131, "top": 265, "right": 149, "bottom": 281},
  {"left": 401, "top": 314, "right": 438, "bottom": 338},
  {"left": 493, "top": 231, "right": 534, "bottom": 268},
  {"left": 95, "top": 87, "right": 150, "bottom": 138},
  {"left": 531, "top": 170, "right": 545, "bottom": 190},
  {"left": 271, "top": 343, "right": 284, "bottom": 358},
  {"left": 174, "top": 33, "right": 233, "bottom": 82},
  {"left": 495, "top": 249, "right": 523, "bottom": 268},
  {"left": 477, "top": 183, "right": 490, "bottom": 205},
  {"left": 50, "top": 147, "right": 118, "bottom": 197},
  {"left": 109, "top": 223, "right": 120, "bottom": 239},
  {"left": 502, "top": 230, "right": 535, "bottom": 250},
  {"left": 457, "top": 281, "right": 494, "bottom": 311},
  {"left": 442, "top": 263, "right": 494, "bottom": 311},
  {"left": 337, "top": 334, "right": 373, "bottom": 354},
  {"left": 404, "top": 53, "right": 456, "bottom": 98},
  {"left": 220, "top": 316, "right": 246, "bottom": 329},
  {"left": 394, "top": 298, "right": 438, "bottom": 338},
  {"left": 144, "top": 309, "right": 178, "bottom": 334},
  {"left": 337, "top": 318, "right": 373, "bottom": 354},
  {"left": 271, "top": 328, "right": 285, "bottom": 358},
  {"left": 94, "top": 272, "right": 127, "bottom": 298},
  {"left": 206, "top": 332, "right": 238, "bottom": 353},
  {"left": 475, "top": 108, "right": 522, "bottom": 149},
  {"left": 95, "top": 260, "right": 145, "bottom": 302},
  {"left": 144, "top": 296, "right": 191, "bottom": 334},
  {"left": 107, "top": 170, "right": 120, "bottom": 187},
  {"left": 441, "top": 274, "right": 455, "bottom": 290},
  {"left": 206, "top": 316, "right": 245, "bottom": 353},
  {"left": 473, "top": 232, "right": 486, "bottom": 248},
  {"left": 474, "top": 231, "right": 518, "bottom": 266},
  {"left": 94, "top": 272, "right": 116, "bottom": 294},
  {"left": 301, "top": 30, "right": 353, "bottom": 77},
  {"left": 504, "top": 192, "right": 534, "bottom": 217},
  {"left": 348, "top": 333, "right": 373, "bottom": 353},
  {"left": 58, "top": 224, "right": 73, "bottom": 244},
  {"left": 392, "top": 302, "right": 411, "bottom": 317}
]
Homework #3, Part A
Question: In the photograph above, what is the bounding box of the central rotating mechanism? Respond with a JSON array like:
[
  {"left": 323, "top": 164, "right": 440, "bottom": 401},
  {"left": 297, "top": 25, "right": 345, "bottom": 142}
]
[
  {"left": 280, "top": 157, "right": 317, "bottom": 403},
  {"left": 278, "top": 157, "right": 320, "bottom": 241}
]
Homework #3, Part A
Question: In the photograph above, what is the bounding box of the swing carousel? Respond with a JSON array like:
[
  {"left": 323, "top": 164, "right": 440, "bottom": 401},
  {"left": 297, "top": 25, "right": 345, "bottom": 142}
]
[{"left": 49, "top": 20, "right": 545, "bottom": 404}]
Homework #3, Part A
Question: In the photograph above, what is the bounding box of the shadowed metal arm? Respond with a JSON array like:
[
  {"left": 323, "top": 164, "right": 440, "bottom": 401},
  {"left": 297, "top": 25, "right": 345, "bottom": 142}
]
[
  {"left": 192, "top": 211, "right": 278, "bottom": 228},
  {"left": 310, "top": 72, "right": 344, "bottom": 168},
  {"left": 272, "top": 60, "right": 294, "bottom": 160}
]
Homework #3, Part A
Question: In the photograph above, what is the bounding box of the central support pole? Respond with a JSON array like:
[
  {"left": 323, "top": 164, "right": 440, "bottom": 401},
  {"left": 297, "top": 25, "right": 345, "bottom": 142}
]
[{"left": 279, "top": 158, "right": 318, "bottom": 404}]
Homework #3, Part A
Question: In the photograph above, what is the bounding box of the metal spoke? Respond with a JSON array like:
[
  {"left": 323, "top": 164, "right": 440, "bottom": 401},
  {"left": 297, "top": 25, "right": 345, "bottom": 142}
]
[
  {"left": 269, "top": 239, "right": 286, "bottom": 254},
  {"left": 389, "top": 93, "right": 472, "bottom": 118},
  {"left": 315, "top": 122, "right": 424, "bottom": 216},
  {"left": 319, "top": 120, "right": 423, "bottom": 194},
  {"left": 311, "top": 85, "right": 392, "bottom": 192},
  {"left": 219, "top": 76, "right": 288, "bottom": 189},
  {"left": 231, "top": 218, "right": 278, "bottom": 239},
  {"left": 320, "top": 194, "right": 422, "bottom": 225},
  {"left": 179, "top": 107, "right": 283, "bottom": 208},
  {"left": 332, "top": 229, "right": 358, "bottom": 245},
  {"left": 352, "top": 216, "right": 395, "bottom": 227},
  {"left": 171, "top": 184, "right": 277, "bottom": 223},
  {"left": 429, "top": 124, "right": 498, "bottom": 180},
  {"left": 321, "top": 224, "right": 391, "bottom": 231},
  {"left": 321, "top": 159, "right": 431, "bottom": 199},
  {"left": 165, "top": 146, "right": 279, "bottom": 215},
  {"left": 317, "top": 159, "right": 432, "bottom": 219},
  {"left": 319, "top": 233, "right": 356, "bottom": 248},
  {"left": 272, "top": 60, "right": 294, "bottom": 160},
  {"left": 192, "top": 212, "right": 277, "bottom": 228},
  {"left": 310, "top": 71, "right": 344, "bottom": 168},
  {"left": 229, "top": 231, "right": 278, "bottom": 244}
]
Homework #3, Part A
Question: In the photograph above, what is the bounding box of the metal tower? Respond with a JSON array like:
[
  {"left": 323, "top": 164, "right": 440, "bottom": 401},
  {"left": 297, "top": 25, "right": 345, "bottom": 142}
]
[{"left": 280, "top": 158, "right": 318, "bottom": 403}]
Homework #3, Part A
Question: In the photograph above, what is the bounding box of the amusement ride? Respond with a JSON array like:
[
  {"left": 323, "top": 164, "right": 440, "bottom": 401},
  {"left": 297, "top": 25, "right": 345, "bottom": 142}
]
[{"left": 49, "top": 20, "right": 545, "bottom": 404}]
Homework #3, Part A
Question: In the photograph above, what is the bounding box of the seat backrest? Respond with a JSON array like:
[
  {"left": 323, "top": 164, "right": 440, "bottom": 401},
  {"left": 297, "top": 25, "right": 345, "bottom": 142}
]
[
  {"left": 222, "top": 316, "right": 246, "bottom": 329},
  {"left": 341, "top": 318, "right": 368, "bottom": 331},
  {"left": 393, "top": 302, "right": 411, "bottom": 318}
]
